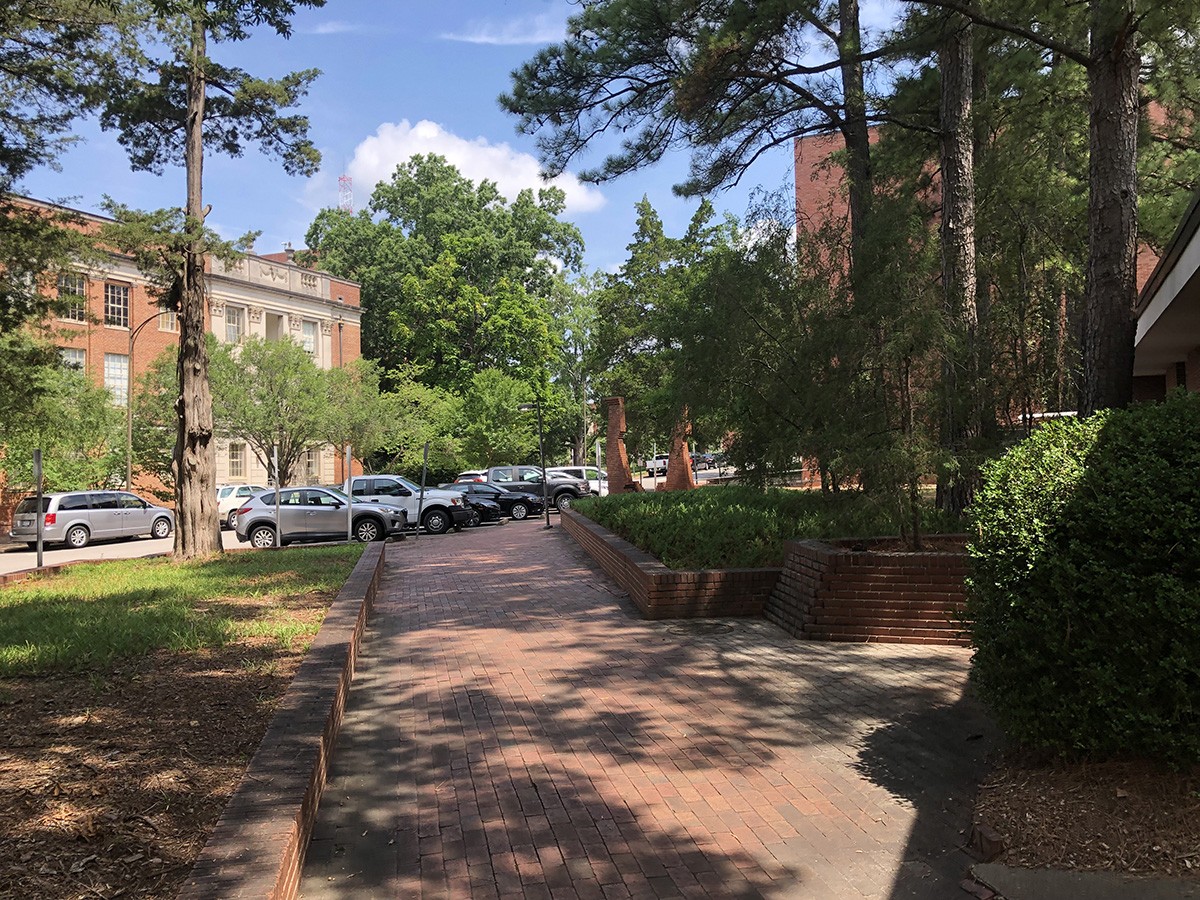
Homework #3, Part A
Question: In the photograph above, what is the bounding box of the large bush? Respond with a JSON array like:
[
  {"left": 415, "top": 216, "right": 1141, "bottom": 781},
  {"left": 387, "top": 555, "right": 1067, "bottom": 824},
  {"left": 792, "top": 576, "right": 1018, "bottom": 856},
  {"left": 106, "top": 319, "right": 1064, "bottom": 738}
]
[{"left": 968, "top": 391, "right": 1200, "bottom": 763}]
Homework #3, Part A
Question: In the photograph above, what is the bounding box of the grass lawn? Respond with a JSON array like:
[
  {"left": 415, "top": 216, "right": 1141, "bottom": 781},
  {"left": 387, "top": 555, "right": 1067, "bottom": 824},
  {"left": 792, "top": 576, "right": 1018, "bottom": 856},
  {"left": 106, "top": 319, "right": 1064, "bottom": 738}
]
[
  {"left": 0, "top": 543, "right": 365, "bottom": 899},
  {"left": 573, "top": 485, "right": 960, "bottom": 569},
  {"left": 0, "top": 543, "right": 364, "bottom": 675}
]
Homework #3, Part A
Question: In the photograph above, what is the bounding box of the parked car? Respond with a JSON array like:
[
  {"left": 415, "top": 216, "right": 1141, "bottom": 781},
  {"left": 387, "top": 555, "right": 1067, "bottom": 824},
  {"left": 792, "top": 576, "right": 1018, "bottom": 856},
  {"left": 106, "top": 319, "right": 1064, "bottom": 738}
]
[
  {"left": 548, "top": 465, "right": 608, "bottom": 496},
  {"left": 347, "top": 474, "right": 473, "bottom": 535},
  {"left": 455, "top": 470, "right": 486, "bottom": 482},
  {"left": 643, "top": 453, "right": 671, "bottom": 476},
  {"left": 690, "top": 452, "right": 714, "bottom": 471},
  {"left": 216, "top": 484, "right": 268, "bottom": 530},
  {"left": 461, "top": 494, "right": 503, "bottom": 527},
  {"left": 234, "top": 486, "right": 407, "bottom": 548},
  {"left": 460, "top": 466, "right": 592, "bottom": 511},
  {"left": 440, "top": 482, "right": 546, "bottom": 521},
  {"left": 10, "top": 490, "right": 174, "bottom": 549}
]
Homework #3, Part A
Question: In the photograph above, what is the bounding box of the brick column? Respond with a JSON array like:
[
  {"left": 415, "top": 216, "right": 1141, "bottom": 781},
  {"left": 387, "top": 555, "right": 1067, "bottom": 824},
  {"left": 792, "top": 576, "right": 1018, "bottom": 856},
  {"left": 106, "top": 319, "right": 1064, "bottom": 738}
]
[
  {"left": 603, "top": 397, "right": 635, "bottom": 492},
  {"left": 662, "top": 417, "right": 696, "bottom": 491}
]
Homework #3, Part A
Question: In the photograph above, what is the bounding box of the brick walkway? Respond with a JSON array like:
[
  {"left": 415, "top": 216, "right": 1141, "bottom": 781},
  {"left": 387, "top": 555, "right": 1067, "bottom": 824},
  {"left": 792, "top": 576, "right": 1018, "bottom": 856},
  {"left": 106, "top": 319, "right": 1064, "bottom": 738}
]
[{"left": 299, "top": 524, "right": 995, "bottom": 900}]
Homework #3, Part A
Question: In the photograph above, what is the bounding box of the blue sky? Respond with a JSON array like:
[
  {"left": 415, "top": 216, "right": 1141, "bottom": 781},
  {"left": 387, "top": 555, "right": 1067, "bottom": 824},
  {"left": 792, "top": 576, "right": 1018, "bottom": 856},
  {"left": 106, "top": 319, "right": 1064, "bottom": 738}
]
[{"left": 16, "top": 0, "right": 896, "bottom": 275}]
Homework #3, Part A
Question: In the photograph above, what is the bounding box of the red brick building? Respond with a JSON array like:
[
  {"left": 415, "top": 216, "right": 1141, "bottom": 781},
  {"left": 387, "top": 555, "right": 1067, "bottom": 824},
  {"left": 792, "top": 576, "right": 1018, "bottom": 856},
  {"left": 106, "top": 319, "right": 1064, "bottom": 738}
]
[{"left": 18, "top": 197, "right": 364, "bottom": 496}]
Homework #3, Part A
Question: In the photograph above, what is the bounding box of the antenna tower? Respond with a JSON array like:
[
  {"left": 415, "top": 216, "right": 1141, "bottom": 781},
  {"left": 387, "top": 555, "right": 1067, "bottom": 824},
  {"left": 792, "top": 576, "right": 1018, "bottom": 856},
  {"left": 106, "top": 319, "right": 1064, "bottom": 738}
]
[{"left": 338, "top": 173, "right": 353, "bottom": 213}]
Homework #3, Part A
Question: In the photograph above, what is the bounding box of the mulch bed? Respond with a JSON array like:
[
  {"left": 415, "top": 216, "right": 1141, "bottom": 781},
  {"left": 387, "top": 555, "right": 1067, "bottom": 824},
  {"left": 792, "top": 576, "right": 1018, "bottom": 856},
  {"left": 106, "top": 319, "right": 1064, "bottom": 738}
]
[
  {"left": 0, "top": 597, "right": 331, "bottom": 899},
  {"left": 976, "top": 754, "right": 1200, "bottom": 877}
]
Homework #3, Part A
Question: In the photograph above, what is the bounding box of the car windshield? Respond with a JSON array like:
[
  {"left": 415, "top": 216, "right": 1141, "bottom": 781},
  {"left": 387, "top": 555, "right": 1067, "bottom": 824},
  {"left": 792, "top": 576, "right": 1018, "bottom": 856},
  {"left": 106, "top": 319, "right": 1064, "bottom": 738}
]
[
  {"left": 390, "top": 475, "right": 425, "bottom": 493},
  {"left": 325, "top": 486, "right": 350, "bottom": 501}
]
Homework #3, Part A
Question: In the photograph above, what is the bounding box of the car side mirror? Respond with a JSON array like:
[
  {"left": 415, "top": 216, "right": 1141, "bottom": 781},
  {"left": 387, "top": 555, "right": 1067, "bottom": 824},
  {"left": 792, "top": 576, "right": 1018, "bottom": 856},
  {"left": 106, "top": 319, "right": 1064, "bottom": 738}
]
[{"left": 398, "top": 488, "right": 412, "bottom": 497}]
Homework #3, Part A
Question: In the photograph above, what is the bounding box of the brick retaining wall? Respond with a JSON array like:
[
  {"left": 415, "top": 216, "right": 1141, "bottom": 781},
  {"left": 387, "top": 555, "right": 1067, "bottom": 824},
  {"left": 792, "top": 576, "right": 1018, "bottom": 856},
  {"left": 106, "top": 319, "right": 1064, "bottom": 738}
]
[
  {"left": 765, "top": 537, "right": 970, "bottom": 646},
  {"left": 560, "top": 509, "right": 780, "bottom": 618},
  {"left": 178, "top": 541, "right": 387, "bottom": 900}
]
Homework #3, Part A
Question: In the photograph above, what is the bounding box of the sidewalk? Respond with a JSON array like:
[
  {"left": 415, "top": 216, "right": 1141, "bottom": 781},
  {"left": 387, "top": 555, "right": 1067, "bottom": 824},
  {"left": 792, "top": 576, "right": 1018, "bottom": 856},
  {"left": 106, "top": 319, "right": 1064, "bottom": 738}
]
[{"left": 299, "top": 524, "right": 996, "bottom": 899}]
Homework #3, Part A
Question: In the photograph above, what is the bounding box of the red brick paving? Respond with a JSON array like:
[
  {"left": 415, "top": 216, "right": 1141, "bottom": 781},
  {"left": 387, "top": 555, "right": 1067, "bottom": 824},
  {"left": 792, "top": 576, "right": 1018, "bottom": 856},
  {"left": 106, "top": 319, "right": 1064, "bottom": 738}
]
[{"left": 300, "top": 524, "right": 994, "bottom": 899}]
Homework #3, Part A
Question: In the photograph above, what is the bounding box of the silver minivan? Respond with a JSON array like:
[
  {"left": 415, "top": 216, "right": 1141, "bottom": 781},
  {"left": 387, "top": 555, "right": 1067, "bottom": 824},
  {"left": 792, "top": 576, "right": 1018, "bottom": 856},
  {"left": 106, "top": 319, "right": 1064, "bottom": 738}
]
[{"left": 9, "top": 491, "right": 175, "bottom": 549}]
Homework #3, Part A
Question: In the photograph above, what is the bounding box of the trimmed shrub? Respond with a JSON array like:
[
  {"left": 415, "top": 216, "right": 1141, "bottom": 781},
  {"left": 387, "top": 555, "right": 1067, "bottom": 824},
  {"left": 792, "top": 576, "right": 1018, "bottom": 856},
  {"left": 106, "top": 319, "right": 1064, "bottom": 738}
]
[
  {"left": 968, "top": 390, "right": 1200, "bottom": 763},
  {"left": 573, "top": 485, "right": 959, "bottom": 570}
]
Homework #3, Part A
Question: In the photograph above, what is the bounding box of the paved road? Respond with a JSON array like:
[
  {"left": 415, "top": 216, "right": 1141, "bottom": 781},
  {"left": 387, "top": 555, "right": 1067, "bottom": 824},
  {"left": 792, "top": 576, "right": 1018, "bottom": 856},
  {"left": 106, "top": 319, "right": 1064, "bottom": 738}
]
[
  {"left": 0, "top": 530, "right": 244, "bottom": 576},
  {"left": 299, "top": 525, "right": 995, "bottom": 899}
]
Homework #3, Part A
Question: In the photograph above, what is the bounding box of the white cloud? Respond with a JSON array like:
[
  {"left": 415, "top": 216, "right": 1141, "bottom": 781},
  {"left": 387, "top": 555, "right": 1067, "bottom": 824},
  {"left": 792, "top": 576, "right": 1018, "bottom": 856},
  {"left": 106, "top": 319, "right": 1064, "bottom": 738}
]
[
  {"left": 441, "top": 8, "right": 565, "bottom": 45},
  {"left": 346, "top": 119, "right": 606, "bottom": 215},
  {"left": 304, "top": 19, "right": 358, "bottom": 35}
]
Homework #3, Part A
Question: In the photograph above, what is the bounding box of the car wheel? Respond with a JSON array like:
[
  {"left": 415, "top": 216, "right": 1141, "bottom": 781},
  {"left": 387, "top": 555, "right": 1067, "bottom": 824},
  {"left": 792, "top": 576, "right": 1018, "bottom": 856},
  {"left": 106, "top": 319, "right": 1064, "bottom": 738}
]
[
  {"left": 249, "top": 524, "right": 276, "bottom": 549},
  {"left": 555, "top": 493, "right": 575, "bottom": 511},
  {"left": 509, "top": 502, "right": 529, "bottom": 521},
  {"left": 66, "top": 524, "right": 90, "bottom": 549},
  {"left": 225, "top": 509, "right": 238, "bottom": 530},
  {"left": 151, "top": 517, "right": 172, "bottom": 539},
  {"left": 422, "top": 508, "right": 451, "bottom": 535},
  {"left": 467, "top": 510, "right": 481, "bottom": 528},
  {"left": 353, "top": 517, "right": 382, "bottom": 542}
]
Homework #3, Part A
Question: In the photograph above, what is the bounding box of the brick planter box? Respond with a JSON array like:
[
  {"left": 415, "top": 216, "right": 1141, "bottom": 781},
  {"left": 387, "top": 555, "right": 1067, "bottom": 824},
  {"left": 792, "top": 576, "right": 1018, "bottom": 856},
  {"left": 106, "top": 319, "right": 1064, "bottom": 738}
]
[
  {"left": 765, "top": 536, "right": 970, "bottom": 646},
  {"left": 178, "top": 541, "right": 387, "bottom": 900},
  {"left": 560, "top": 508, "right": 780, "bottom": 619}
]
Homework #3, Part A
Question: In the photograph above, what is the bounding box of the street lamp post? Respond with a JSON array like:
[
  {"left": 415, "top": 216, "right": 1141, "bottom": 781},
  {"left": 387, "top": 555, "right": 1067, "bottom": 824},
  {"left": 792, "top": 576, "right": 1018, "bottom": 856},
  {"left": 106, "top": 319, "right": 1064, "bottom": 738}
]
[
  {"left": 126, "top": 310, "right": 163, "bottom": 491},
  {"left": 519, "top": 400, "right": 553, "bottom": 529}
]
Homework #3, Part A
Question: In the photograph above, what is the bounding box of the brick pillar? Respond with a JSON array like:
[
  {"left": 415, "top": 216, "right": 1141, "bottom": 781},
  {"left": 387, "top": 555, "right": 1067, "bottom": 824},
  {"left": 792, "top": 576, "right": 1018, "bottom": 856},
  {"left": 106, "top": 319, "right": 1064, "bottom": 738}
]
[
  {"left": 661, "top": 418, "right": 696, "bottom": 491},
  {"left": 603, "top": 397, "right": 636, "bottom": 492}
]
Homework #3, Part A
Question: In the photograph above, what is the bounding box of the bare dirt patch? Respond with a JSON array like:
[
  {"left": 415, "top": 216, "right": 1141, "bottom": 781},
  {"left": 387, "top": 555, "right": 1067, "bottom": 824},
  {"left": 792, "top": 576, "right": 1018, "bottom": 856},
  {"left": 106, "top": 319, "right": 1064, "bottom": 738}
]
[
  {"left": 0, "top": 594, "right": 331, "bottom": 900},
  {"left": 976, "top": 754, "right": 1200, "bottom": 877}
]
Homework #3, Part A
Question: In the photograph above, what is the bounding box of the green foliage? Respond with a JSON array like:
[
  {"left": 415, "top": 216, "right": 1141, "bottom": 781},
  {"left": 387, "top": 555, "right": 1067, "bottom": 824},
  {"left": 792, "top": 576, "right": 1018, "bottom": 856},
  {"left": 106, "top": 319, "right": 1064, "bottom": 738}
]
[
  {"left": 458, "top": 369, "right": 537, "bottom": 467},
  {"left": 574, "top": 486, "right": 959, "bottom": 570},
  {"left": 501, "top": 0, "right": 887, "bottom": 195},
  {"left": 210, "top": 336, "right": 327, "bottom": 484},
  {"left": 591, "top": 198, "right": 729, "bottom": 456},
  {"left": 98, "top": 1, "right": 323, "bottom": 179},
  {"left": 968, "top": 392, "right": 1200, "bottom": 763},
  {"left": 0, "top": 543, "right": 362, "bottom": 675},
  {"left": 0, "top": 359, "right": 123, "bottom": 490},
  {"left": 367, "top": 369, "right": 464, "bottom": 483},
  {"left": 304, "top": 154, "right": 580, "bottom": 393}
]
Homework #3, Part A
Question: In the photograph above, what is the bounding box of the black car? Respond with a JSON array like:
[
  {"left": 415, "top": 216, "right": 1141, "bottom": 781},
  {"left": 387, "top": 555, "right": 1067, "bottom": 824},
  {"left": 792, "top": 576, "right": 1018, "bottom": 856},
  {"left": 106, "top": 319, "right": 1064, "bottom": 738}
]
[
  {"left": 463, "top": 495, "right": 503, "bottom": 526},
  {"left": 441, "top": 482, "right": 546, "bottom": 521}
]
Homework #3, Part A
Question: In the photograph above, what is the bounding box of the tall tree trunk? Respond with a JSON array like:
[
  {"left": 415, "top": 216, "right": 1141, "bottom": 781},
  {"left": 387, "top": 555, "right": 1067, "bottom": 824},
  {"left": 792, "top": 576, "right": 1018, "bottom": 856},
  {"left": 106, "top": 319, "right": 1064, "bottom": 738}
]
[
  {"left": 838, "top": 0, "right": 873, "bottom": 271},
  {"left": 173, "top": 15, "right": 221, "bottom": 559},
  {"left": 937, "top": 13, "right": 979, "bottom": 515},
  {"left": 1082, "top": 0, "right": 1139, "bottom": 415}
]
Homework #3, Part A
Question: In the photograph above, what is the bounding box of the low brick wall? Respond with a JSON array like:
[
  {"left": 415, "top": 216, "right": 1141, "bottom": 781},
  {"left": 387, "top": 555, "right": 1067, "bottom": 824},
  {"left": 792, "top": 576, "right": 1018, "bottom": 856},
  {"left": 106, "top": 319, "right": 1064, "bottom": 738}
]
[
  {"left": 765, "top": 537, "right": 970, "bottom": 645},
  {"left": 561, "top": 509, "right": 780, "bottom": 618},
  {"left": 178, "top": 542, "right": 387, "bottom": 900}
]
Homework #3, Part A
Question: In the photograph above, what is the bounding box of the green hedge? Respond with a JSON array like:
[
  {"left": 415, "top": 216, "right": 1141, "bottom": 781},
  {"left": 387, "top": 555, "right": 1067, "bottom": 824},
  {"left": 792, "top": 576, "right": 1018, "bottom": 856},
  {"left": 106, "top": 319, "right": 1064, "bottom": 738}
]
[
  {"left": 968, "top": 391, "right": 1200, "bottom": 763},
  {"left": 573, "top": 485, "right": 958, "bottom": 569}
]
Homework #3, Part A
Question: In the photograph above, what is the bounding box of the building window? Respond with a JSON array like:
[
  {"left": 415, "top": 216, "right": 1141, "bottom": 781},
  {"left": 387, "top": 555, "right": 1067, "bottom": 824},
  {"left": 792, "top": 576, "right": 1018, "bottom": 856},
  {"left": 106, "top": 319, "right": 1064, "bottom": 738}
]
[
  {"left": 104, "top": 352, "right": 129, "bottom": 405},
  {"left": 57, "top": 273, "right": 86, "bottom": 322},
  {"left": 59, "top": 347, "right": 86, "bottom": 370},
  {"left": 301, "top": 320, "right": 317, "bottom": 355},
  {"left": 304, "top": 448, "right": 320, "bottom": 481},
  {"left": 229, "top": 443, "right": 245, "bottom": 478},
  {"left": 225, "top": 305, "right": 245, "bottom": 343},
  {"left": 104, "top": 283, "right": 130, "bottom": 328},
  {"left": 159, "top": 308, "right": 178, "bottom": 332}
]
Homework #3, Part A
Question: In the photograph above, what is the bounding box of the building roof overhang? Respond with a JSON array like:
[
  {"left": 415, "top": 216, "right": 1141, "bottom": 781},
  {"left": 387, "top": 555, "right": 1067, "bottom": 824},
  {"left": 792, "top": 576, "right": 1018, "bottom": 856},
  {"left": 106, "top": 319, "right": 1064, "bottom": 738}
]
[{"left": 1135, "top": 189, "right": 1200, "bottom": 375}]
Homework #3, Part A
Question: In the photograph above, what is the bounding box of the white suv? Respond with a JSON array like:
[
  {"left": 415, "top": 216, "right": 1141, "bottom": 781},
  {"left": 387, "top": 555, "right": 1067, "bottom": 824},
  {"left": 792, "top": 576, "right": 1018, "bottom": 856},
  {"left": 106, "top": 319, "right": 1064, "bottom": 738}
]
[
  {"left": 348, "top": 475, "right": 473, "bottom": 534},
  {"left": 549, "top": 466, "right": 608, "bottom": 496},
  {"left": 217, "top": 484, "right": 268, "bottom": 530}
]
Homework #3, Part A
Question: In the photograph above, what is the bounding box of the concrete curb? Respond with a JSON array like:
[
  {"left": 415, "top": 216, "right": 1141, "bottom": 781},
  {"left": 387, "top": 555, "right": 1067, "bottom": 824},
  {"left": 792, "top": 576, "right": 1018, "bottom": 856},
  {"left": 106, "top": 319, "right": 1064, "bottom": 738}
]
[
  {"left": 972, "top": 862, "right": 1200, "bottom": 899},
  {"left": 178, "top": 542, "right": 387, "bottom": 900}
]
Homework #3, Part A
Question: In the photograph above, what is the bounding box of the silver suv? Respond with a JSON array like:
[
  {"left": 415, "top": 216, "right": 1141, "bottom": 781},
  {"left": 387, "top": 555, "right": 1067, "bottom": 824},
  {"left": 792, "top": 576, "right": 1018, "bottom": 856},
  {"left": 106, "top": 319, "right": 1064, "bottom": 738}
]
[
  {"left": 10, "top": 491, "right": 175, "bottom": 549},
  {"left": 234, "top": 486, "right": 407, "bottom": 548}
]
